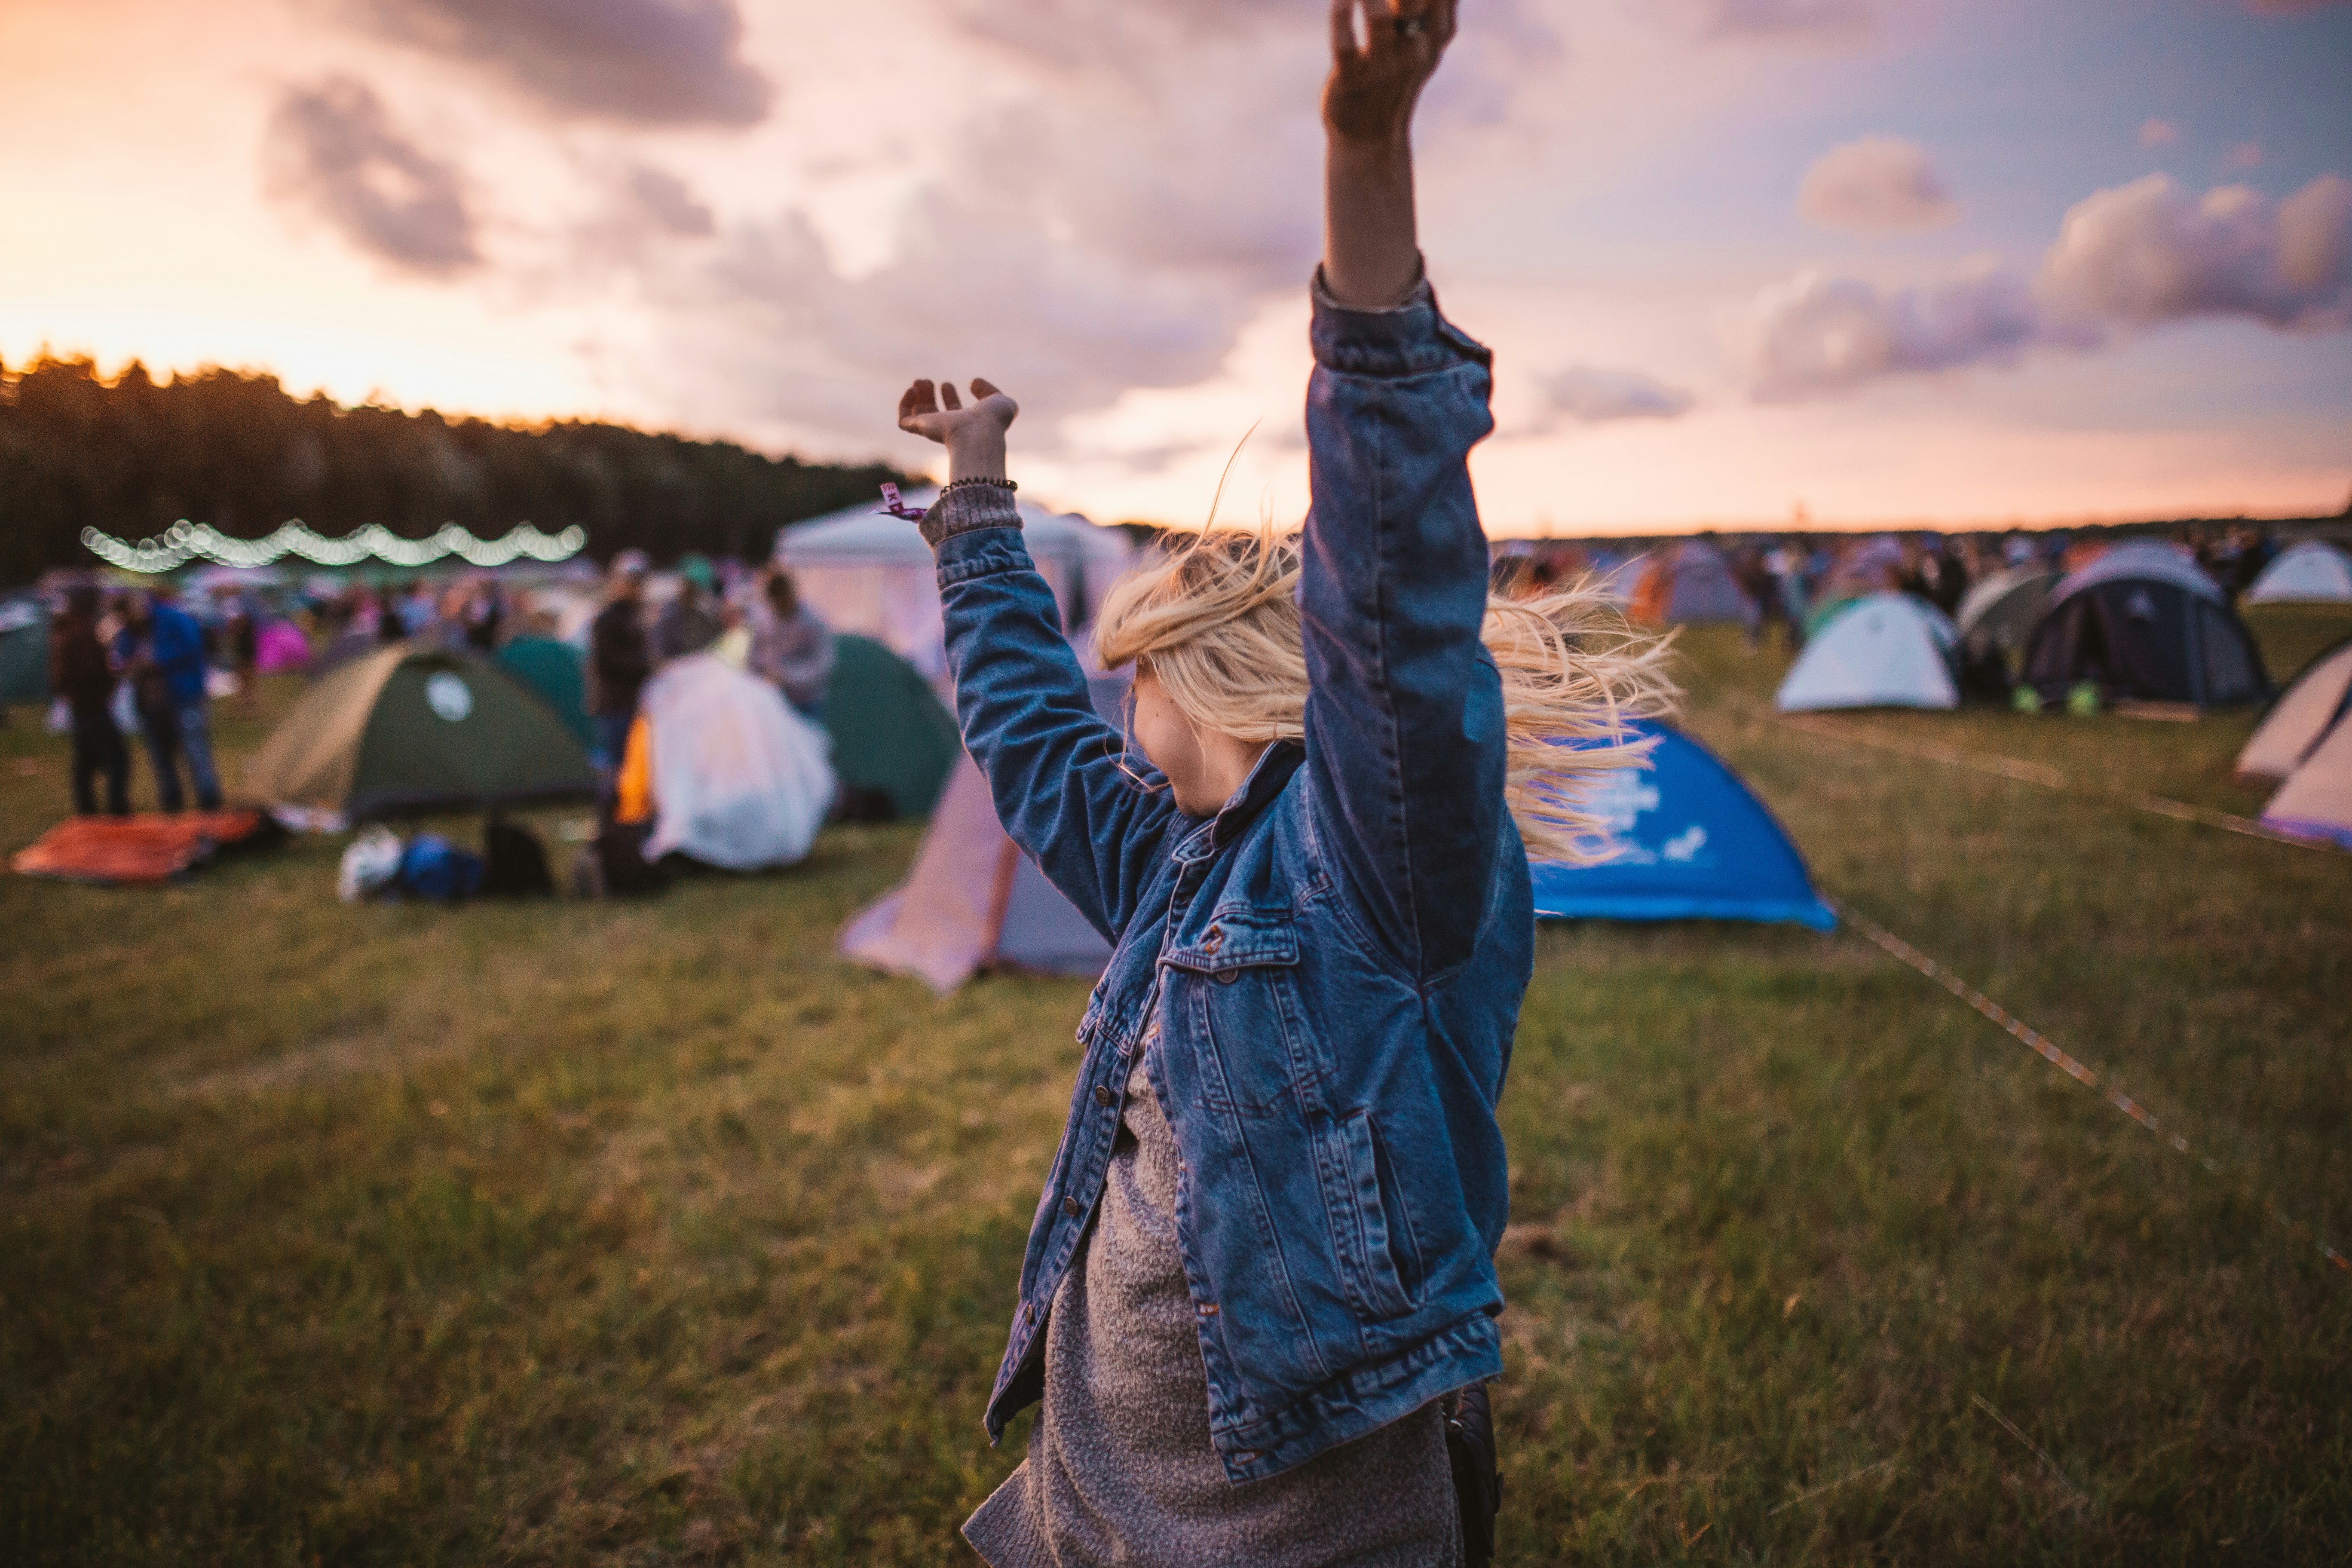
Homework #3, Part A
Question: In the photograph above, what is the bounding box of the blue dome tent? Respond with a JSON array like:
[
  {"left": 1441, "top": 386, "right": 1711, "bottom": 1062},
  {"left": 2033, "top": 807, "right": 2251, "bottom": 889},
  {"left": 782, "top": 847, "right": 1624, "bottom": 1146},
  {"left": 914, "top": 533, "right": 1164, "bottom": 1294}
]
[{"left": 1531, "top": 722, "right": 1834, "bottom": 930}]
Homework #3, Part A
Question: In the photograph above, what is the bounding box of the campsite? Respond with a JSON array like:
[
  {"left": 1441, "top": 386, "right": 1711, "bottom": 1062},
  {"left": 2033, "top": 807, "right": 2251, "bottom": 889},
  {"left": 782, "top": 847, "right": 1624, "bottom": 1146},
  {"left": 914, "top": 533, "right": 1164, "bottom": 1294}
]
[{"left": 5, "top": 591, "right": 2346, "bottom": 1564}]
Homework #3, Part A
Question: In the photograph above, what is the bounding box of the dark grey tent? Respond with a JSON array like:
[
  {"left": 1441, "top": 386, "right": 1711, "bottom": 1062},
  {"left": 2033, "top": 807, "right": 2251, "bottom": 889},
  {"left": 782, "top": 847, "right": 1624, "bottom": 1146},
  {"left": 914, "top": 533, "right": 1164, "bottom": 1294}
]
[
  {"left": 244, "top": 643, "right": 597, "bottom": 820},
  {"left": 0, "top": 598, "right": 49, "bottom": 712},
  {"left": 2023, "top": 544, "right": 2267, "bottom": 707}
]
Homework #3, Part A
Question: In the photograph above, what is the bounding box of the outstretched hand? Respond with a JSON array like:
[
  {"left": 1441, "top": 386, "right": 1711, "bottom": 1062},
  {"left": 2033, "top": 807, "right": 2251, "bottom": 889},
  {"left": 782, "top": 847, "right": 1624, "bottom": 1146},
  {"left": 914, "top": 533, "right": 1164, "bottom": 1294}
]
[
  {"left": 897, "top": 378, "right": 1018, "bottom": 483},
  {"left": 1323, "top": 0, "right": 1456, "bottom": 147}
]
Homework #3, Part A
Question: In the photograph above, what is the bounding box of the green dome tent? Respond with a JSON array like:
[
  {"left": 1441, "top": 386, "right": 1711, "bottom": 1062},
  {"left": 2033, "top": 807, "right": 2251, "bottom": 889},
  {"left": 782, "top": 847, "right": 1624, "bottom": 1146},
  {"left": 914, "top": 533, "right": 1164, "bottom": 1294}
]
[
  {"left": 496, "top": 634, "right": 593, "bottom": 747},
  {"left": 244, "top": 643, "right": 597, "bottom": 821},
  {"left": 0, "top": 598, "right": 49, "bottom": 712},
  {"left": 820, "top": 634, "right": 962, "bottom": 821}
]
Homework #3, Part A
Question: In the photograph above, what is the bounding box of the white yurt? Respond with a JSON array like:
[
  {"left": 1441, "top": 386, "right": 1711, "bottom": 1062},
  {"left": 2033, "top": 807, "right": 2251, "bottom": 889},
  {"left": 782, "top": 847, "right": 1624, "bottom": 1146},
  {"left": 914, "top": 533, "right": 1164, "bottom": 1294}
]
[
  {"left": 2245, "top": 540, "right": 2352, "bottom": 605},
  {"left": 1775, "top": 592, "right": 1960, "bottom": 712},
  {"left": 775, "top": 489, "right": 1135, "bottom": 680}
]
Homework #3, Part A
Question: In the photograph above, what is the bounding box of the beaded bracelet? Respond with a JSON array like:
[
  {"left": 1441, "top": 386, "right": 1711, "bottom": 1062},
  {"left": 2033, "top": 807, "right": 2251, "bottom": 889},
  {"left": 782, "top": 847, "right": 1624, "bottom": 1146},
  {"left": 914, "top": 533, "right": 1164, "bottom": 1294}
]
[{"left": 939, "top": 475, "right": 1017, "bottom": 497}]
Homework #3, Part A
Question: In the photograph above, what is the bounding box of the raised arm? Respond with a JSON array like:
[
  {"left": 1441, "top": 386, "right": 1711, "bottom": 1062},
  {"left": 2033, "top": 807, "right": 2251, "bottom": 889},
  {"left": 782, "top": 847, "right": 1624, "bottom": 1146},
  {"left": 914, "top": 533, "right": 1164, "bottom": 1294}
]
[
  {"left": 897, "top": 378, "right": 1179, "bottom": 942},
  {"left": 1301, "top": 0, "right": 1507, "bottom": 984}
]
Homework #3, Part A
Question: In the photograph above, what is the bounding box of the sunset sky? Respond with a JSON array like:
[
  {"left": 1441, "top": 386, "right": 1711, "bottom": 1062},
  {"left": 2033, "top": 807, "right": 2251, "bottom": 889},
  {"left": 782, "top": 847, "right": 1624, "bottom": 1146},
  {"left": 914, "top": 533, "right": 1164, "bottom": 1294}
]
[{"left": 3, "top": 0, "right": 2347, "bottom": 535}]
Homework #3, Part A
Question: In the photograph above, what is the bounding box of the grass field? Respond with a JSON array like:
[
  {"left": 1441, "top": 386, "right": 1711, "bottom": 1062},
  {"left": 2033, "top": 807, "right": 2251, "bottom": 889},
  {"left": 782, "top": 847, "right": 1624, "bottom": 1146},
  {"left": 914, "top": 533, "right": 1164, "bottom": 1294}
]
[{"left": 4, "top": 605, "right": 2348, "bottom": 1566}]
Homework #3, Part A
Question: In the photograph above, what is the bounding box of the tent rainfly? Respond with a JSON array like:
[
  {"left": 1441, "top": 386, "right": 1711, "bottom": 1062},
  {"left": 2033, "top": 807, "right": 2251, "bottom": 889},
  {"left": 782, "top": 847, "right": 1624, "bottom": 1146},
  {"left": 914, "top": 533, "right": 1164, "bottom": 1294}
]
[
  {"left": 2245, "top": 539, "right": 2352, "bottom": 605},
  {"left": 1775, "top": 593, "right": 1960, "bottom": 712},
  {"left": 2236, "top": 639, "right": 2352, "bottom": 782},
  {"left": 776, "top": 490, "right": 1133, "bottom": 679},
  {"left": 2022, "top": 545, "right": 2268, "bottom": 707},
  {"left": 821, "top": 634, "right": 963, "bottom": 820},
  {"left": 839, "top": 668, "right": 1129, "bottom": 992},
  {"left": 1531, "top": 722, "right": 1834, "bottom": 929},
  {"left": 243, "top": 643, "right": 597, "bottom": 822}
]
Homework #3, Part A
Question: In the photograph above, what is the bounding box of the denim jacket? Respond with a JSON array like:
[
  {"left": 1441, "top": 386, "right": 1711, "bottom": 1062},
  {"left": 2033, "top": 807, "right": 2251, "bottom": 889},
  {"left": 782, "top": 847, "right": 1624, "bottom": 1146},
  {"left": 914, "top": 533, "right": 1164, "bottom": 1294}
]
[{"left": 932, "top": 276, "right": 1525, "bottom": 1485}]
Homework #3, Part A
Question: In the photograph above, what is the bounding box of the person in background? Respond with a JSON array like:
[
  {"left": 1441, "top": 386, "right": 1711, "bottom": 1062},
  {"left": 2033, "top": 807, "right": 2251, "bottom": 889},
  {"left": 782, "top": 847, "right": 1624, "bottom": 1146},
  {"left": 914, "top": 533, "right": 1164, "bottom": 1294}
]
[
  {"left": 749, "top": 568, "right": 836, "bottom": 717},
  {"left": 49, "top": 586, "right": 129, "bottom": 817},
  {"left": 654, "top": 558, "right": 723, "bottom": 662},
  {"left": 588, "top": 551, "right": 653, "bottom": 786},
  {"left": 115, "top": 585, "right": 221, "bottom": 812},
  {"left": 224, "top": 591, "right": 260, "bottom": 714},
  {"left": 462, "top": 577, "right": 506, "bottom": 652}
]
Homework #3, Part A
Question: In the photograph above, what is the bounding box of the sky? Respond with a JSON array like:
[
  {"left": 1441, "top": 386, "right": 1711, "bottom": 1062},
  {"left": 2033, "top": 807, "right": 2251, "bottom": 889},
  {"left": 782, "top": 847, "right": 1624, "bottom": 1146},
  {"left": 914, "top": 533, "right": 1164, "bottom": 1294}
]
[{"left": 2, "top": 0, "right": 2347, "bottom": 536}]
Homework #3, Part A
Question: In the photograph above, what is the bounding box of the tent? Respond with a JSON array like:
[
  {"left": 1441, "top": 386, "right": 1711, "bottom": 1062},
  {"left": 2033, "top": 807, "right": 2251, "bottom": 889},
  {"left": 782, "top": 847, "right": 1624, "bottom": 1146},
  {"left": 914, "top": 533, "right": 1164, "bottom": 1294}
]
[
  {"left": 2236, "top": 639, "right": 2352, "bottom": 781},
  {"left": 822, "top": 634, "right": 962, "bottom": 820},
  {"left": 1775, "top": 593, "right": 1959, "bottom": 712},
  {"left": 496, "top": 634, "right": 594, "bottom": 747},
  {"left": 633, "top": 653, "right": 836, "bottom": 871},
  {"left": 2245, "top": 539, "right": 2352, "bottom": 605},
  {"left": 840, "top": 668, "right": 1130, "bottom": 992},
  {"left": 0, "top": 597, "right": 48, "bottom": 710},
  {"left": 242, "top": 643, "right": 598, "bottom": 822},
  {"left": 2022, "top": 546, "right": 2267, "bottom": 706},
  {"left": 776, "top": 489, "right": 1134, "bottom": 679},
  {"left": 1531, "top": 722, "right": 1834, "bottom": 929},
  {"left": 1629, "top": 540, "right": 1752, "bottom": 625},
  {"left": 2262, "top": 701, "right": 2352, "bottom": 849},
  {"left": 1956, "top": 567, "right": 2057, "bottom": 661}
]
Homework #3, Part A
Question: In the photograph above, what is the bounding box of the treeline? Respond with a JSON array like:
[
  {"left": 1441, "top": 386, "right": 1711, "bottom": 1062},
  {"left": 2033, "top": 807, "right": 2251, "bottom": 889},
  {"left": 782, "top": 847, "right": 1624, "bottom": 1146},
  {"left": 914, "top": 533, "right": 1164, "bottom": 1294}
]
[{"left": 0, "top": 355, "right": 906, "bottom": 585}]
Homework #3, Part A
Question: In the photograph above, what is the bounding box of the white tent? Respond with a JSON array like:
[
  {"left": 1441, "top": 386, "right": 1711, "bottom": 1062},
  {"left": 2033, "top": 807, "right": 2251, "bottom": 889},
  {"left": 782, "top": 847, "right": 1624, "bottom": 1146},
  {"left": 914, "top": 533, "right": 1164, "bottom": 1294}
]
[
  {"left": 775, "top": 489, "right": 1134, "bottom": 679},
  {"left": 1775, "top": 593, "right": 1959, "bottom": 712},
  {"left": 2246, "top": 540, "right": 2352, "bottom": 605},
  {"left": 2264, "top": 705, "right": 2352, "bottom": 850},
  {"left": 638, "top": 653, "right": 835, "bottom": 870},
  {"left": 2236, "top": 640, "right": 2352, "bottom": 781}
]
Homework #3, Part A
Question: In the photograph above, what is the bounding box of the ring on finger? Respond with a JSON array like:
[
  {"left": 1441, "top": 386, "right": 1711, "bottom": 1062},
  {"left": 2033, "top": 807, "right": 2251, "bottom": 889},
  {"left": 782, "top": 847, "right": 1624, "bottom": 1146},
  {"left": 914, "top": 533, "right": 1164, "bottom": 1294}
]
[{"left": 1395, "top": 14, "right": 1427, "bottom": 37}]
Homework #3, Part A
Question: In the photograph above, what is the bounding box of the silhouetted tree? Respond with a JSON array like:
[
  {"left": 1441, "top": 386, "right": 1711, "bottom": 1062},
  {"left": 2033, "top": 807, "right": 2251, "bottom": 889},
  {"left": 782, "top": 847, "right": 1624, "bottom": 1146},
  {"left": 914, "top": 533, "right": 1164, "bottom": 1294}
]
[{"left": 0, "top": 355, "right": 906, "bottom": 585}]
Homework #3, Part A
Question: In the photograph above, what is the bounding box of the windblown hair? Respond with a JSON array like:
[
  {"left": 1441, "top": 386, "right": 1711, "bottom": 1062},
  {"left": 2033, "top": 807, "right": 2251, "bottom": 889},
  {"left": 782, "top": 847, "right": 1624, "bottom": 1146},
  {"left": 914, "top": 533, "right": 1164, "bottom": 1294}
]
[{"left": 1093, "top": 526, "right": 1679, "bottom": 864}]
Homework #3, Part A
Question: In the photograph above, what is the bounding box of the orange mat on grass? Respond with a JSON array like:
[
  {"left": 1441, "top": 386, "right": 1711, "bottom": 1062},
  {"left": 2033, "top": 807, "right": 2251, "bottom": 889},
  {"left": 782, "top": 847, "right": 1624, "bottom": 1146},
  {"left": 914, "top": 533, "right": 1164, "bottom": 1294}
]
[{"left": 10, "top": 811, "right": 275, "bottom": 885}]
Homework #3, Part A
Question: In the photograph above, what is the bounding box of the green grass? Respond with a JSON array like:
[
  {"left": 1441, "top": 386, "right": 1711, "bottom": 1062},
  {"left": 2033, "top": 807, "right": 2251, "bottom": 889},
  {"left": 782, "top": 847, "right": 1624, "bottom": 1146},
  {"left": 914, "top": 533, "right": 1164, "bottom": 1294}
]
[{"left": 3, "top": 604, "right": 2348, "bottom": 1565}]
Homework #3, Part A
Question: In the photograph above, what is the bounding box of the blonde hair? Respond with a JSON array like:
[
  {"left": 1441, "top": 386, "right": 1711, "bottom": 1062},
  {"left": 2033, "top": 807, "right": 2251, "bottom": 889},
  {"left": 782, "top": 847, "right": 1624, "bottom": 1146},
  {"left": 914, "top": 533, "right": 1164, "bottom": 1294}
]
[{"left": 1093, "top": 526, "right": 1679, "bottom": 864}]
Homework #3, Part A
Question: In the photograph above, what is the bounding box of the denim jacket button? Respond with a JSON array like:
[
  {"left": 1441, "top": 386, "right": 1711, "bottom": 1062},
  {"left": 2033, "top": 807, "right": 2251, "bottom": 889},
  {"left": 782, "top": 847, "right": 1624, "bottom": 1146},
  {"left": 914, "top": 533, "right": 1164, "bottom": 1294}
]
[
  {"left": 1093, "top": 1084, "right": 1114, "bottom": 1108},
  {"left": 1215, "top": 969, "right": 1240, "bottom": 985},
  {"left": 1063, "top": 1195, "right": 1083, "bottom": 1219}
]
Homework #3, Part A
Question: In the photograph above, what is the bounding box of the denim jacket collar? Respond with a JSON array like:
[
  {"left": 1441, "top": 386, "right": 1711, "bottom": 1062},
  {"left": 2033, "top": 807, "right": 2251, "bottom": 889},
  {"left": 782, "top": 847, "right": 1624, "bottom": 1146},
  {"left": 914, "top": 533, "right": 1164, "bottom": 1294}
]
[{"left": 1171, "top": 740, "right": 1306, "bottom": 867}]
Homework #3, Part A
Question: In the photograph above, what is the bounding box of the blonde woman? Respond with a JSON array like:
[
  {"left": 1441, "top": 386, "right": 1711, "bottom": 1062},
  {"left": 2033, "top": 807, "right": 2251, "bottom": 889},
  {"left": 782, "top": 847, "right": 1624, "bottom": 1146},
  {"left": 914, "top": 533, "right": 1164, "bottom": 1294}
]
[{"left": 894, "top": 3, "right": 1670, "bottom": 1562}]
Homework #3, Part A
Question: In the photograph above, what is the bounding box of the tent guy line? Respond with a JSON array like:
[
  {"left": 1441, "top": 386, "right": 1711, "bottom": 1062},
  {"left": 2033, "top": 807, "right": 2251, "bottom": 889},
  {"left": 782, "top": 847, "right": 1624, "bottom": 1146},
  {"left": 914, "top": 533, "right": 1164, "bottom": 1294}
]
[
  {"left": 1830, "top": 898, "right": 2351, "bottom": 1278},
  {"left": 1771, "top": 710, "right": 2347, "bottom": 857}
]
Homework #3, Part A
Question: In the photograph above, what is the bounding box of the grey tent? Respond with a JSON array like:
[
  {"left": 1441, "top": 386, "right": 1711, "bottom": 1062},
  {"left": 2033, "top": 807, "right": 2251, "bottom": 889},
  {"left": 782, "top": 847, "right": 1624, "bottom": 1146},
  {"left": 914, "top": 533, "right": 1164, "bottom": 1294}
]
[
  {"left": 2023, "top": 544, "right": 2267, "bottom": 707},
  {"left": 2236, "top": 639, "right": 2352, "bottom": 782}
]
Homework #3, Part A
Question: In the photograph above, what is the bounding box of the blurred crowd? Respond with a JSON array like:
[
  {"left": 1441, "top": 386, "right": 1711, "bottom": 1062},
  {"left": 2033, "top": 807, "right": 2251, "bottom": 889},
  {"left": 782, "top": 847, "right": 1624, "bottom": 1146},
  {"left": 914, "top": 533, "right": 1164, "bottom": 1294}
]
[{"left": 38, "top": 553, "right": 836, "bottom": 822}]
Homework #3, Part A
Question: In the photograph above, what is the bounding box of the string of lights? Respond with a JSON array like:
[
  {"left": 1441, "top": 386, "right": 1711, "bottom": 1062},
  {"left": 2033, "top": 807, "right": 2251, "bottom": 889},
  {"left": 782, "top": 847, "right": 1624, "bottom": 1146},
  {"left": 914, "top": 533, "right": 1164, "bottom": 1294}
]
[{"left": 80, "top": 520, "right": 588, "bottom": 574}]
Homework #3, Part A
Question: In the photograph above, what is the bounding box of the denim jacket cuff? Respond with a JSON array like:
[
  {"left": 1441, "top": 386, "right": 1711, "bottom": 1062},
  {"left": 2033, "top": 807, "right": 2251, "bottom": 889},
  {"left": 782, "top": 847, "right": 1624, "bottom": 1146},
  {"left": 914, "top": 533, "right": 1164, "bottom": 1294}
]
[
  {"left": 1309, "top": 261, "right": 1492, "bottom": 378},
  {"left": 920, "top": 483, "right": 1022, "bottom": 549},
  {"left": 933, "top": 518, "right": 1034, "bottom": 587}
]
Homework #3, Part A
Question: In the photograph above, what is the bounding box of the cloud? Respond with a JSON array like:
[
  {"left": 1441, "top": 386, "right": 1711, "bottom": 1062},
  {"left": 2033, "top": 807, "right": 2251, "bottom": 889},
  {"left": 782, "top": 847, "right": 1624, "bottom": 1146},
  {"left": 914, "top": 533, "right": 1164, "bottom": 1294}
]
[
  {"left": 1755, "top": 170, "right": 2352, "bottom": 398},
  {"left": 2139, "top": 119, "right": 2180, "bottom": 148},
  {"left": 1752, "top": 263, "right": 2056, "bottom": 400},
  {"left": 1539, "top": 366, "right": 1697, "bottom": 424},
  {"left": 2041, "top": 173, "right": 2352, "bottom": 330},
  {"left": 1799, "top": 135, "right": 1958, "bottom": 234},
  {"left": 358, "top": 0, "right": 770, "bottom": 126},
  {"left": 264, "top": 77, "right": 479, "bottom": 276}
]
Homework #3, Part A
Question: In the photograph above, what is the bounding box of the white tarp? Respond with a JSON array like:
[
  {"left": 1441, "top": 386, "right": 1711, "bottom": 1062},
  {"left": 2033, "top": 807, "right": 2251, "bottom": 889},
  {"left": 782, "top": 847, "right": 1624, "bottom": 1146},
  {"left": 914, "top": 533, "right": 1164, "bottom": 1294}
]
[
  {"left": 1776, "top": 592, "right": 1959, "bottom": 712},
  {"left": 2246, "top": 540, "right": 2352, "bottom": 605},
  {"left": 640, "top": 652, "right": 835, "bottom": 870}
]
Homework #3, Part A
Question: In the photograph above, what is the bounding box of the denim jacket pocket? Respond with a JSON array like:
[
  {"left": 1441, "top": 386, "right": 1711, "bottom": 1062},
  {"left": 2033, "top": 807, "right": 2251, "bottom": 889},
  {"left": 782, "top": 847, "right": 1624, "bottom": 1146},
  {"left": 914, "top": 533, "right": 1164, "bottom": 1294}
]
[
  {"left": 1318, "top": 1109, "right": 1424, "bottom": 1323},
  {"left": 1166, "top": 909, "right": 1314, "bottom": 1124}
]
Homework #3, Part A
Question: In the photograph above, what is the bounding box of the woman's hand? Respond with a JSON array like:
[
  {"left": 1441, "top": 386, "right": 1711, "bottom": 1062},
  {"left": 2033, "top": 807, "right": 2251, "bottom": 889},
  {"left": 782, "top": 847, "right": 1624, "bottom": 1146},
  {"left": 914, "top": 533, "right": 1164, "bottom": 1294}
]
[
  {"left": 1323, "top": 0, "right": 1455, "bottom": 148},
  {"left": 1321, "top": 0, "right": 1455, "bottom": 310},
  {"left": 897, "top": 377, "right": 1019, "bottom": 482}
]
